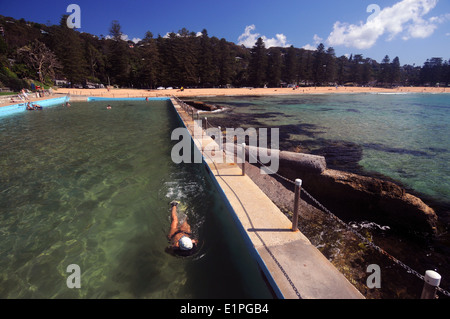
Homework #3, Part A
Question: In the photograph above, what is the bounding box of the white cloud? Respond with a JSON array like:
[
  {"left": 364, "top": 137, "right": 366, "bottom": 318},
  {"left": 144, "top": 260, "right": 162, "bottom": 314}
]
[
  {"left": 265, "top": 33, "right": 289, "bottom": 48},
  {"left": 302, "top": 34, "right": 323, "bottom": 50},
  {"left": 105, "top": 34, "right": 141, "bottom": 43},
  {"left": 237, "top": 24, "right": 290, "bottom": 48},
  {"left": 162, "top": 31, "right": 203, "bottom": 38},
  {"left": 326, "top": 0, "right": 447, "bottom": 49},
  {"left": 163, "top": 32, "right": 176, "bottom": 38}
]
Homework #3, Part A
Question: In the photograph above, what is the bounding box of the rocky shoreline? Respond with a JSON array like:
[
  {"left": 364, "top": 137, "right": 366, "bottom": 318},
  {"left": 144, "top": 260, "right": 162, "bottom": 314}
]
[
  {"left": 226, "top": 144, "right": 440, "bottom": 235},
  {"left": 239, "top": 152, "right": 449, "bottom": 299},
  {"left": 282, "top": 147, "right": 437, "bottom": 234}
]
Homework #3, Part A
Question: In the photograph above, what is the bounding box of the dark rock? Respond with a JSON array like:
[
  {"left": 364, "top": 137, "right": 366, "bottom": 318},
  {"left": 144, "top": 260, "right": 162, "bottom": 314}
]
[
  {"left": 280, "top": 162, "right": 439, "bottom": 234},
  {"left": 183, "top": 100, "right": 221, "bottom": 112}
]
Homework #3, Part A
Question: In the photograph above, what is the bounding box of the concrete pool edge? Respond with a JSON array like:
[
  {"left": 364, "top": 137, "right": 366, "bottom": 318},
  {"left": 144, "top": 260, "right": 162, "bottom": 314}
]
[
  {"left": 170, "top": 108, "right": 284, "bottom": 298},
  {"left": 169, "top": 97, "right": 365, "bottom": 299},
  {"left": 0, "top": 96, "right": 70, "bottom": 118},
  {"left": 87, "top": 97, "right": 171, "bottom": 102}
]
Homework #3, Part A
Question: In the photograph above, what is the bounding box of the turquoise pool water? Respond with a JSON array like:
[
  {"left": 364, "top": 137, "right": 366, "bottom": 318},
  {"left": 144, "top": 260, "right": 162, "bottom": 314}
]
[{"left": 0, "top": 100, "right": 272, "bottom": 298}]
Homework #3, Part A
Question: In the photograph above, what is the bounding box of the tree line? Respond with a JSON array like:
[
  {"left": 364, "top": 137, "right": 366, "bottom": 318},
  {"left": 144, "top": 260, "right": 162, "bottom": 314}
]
[{"left": 0, "top": 15, "right": 449, "bottom": 91}]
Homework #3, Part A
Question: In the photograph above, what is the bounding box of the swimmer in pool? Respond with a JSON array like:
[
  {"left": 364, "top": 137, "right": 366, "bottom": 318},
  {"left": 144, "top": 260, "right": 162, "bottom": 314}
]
[
  {"left": 168, "top": 201, "right": 198, "bottom": 254},
  {"left": 107, "top": 105, "right": 111, "bottom": 109}
]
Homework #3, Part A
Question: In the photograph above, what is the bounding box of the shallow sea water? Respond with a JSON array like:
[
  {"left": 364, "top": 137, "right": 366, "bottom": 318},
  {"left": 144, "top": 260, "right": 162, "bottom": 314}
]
[
  {"left": 202, "top": 93, "right": 450, "bottom": 211},
  {"left": 0, "top": 100, "right": 273, "bottom": 299},
  {"left": 200, "top": 93, "right": 450, "bottom": 298}
]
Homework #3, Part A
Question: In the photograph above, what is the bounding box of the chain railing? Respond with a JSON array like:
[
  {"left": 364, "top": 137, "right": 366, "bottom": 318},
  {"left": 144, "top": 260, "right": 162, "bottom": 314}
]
[
  {"left": 172, "top": 96, "right": 199, "bottom": 121},
  {"left": 244, "top": 142, "right": 450, "bottom": 299}
]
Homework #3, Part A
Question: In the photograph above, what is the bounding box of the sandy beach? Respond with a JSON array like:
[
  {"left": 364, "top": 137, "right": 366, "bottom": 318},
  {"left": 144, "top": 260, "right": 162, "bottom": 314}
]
[
  {"left": 1, "top": 86, "right": 448, "bottom": 108},
  {"left": 55, "top": 86, "right": 449, "bottom": 99}
]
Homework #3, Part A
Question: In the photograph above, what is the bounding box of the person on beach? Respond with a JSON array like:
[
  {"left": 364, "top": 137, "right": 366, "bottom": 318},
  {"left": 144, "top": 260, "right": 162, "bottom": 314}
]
[
  {"left": 167, "top": 201, "right": 197, "bottom": 256},
  {"left": 21, "top": 89, "right": 29, "bottom": 100}
]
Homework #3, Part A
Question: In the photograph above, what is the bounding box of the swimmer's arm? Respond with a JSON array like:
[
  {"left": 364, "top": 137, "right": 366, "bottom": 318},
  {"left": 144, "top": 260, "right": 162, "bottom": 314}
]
[{"left": 168, "top": 206, "right": 179, "bottom": 240}]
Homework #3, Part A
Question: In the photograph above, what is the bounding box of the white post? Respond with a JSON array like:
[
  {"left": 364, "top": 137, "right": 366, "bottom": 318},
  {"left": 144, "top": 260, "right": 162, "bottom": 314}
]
[
  {"left": 218, "top": 126, "right": 222, "bottom": 144},
  {"left": 241, "top": 143, "right": 246, "bottom": 176},
  {"left": 292, "top": 179, "right": 302, "bottom": 232},
  {"left": 421, "top": 270, "right": 441, "bottom": 299}
]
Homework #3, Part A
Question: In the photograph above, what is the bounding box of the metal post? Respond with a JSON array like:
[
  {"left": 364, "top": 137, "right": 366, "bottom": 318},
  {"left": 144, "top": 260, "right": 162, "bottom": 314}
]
[
  {"left": 204, "top": 117, "right": 208, "bottom": 130},
  {"left": 241, "top": 143, "right": 246, "bottom": 176},
  {"left": 292, "top": 179, "right": 302, "bottom": 232},
  {"left": 421, "top": 270, "right": 441, "bottom": 299}
]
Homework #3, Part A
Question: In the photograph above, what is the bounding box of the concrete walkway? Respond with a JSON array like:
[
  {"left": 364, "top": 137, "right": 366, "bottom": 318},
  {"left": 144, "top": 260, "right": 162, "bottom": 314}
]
[{"left": 171, "top": 98, "right": 364, "bottom": 299}]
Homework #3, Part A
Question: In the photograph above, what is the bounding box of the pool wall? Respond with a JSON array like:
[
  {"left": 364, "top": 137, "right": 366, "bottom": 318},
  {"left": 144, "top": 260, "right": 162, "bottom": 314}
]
[
  {"left": 87, "top": 97, "right": 170, "bottom": 102},
  {"left": 0, "top": 96, "right": 70, "bottom": 118}
]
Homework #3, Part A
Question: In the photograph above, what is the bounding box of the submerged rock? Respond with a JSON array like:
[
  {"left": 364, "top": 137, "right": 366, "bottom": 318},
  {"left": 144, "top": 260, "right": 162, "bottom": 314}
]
[{"left": 183, "top": 100, "right": 221, "bottom": 112}]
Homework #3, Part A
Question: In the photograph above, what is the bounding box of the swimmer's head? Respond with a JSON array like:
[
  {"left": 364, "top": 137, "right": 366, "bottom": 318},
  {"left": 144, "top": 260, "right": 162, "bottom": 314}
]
[{"left": 178, "top": 236, "right": 193, "bottom": 250}]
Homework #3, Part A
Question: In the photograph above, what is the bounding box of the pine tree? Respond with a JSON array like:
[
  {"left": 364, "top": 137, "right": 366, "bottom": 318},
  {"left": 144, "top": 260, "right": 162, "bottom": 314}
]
[
  {"left": 138, "top": 31, "right": 159, "bottom": 88},
  {"left": 390, "top": 56, "right": 401, "bottom": 86},
  {"left": 267, "top": 48, "right": 282, "bottom": 87},
  {"left": 51, "top": 15, "right": 87, "bottom": 85},
  {"left": 350, "top": 54, "right": 364, "bottom": 85},
  {"left": 335, "top": 55, "right": 348, "bottom": 85},
  {"left": 313, "top": 43, "right": 326, "bottom": 85},
  {"left": 217, "top": 38, "right": 234, "bottom": 87},
  {"left": 379, "top": 55, "right": 391, "bottom": 86},
  {"left": 361, "top": 58, "right": 373, "bottom": 85},
  {"left": 198, "top": 29, "right": 214, "bottom": 87},
  {"left": 283, "top": 45, "right": 297, "bottom": 85},
  {"left": 248, "top": 37, "right": 267, "bottom": 87},
  {"left": 107, "top": 20, "right": 129, "bottom": 86},
  {"left": 325, "top": 47, "right": 336, "bottom": 84},
  {"left": 173, "top": 30, "right": 198, "bottom": 86},
  {"left": 443, "top": 59, "right": 450, "bottom": 86}
]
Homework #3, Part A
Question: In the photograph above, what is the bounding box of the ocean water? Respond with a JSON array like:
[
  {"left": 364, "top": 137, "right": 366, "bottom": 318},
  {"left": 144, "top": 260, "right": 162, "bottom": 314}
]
[
  {"left": 200, "top": 93, "right": 450, "bottom": 298},
  {"left": 201, "top": 93, "right": 450, "bottom": 213},
  {"left": 0, "top": 100, "right": 272, "bottom": 299}
]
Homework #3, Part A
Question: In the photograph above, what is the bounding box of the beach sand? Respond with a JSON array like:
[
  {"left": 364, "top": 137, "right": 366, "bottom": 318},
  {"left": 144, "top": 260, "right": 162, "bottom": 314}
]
[
  {"left": 55, "top": 86, "right": 449, "bottom": 98},
  {"left": 1, "top": 86, "right": 448, "bottom": 108}
]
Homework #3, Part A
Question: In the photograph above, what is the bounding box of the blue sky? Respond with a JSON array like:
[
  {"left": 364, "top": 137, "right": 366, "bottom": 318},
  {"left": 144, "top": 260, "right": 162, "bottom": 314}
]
[{"left": 1, "top": 0, "right": 449, "bottom": 65}]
